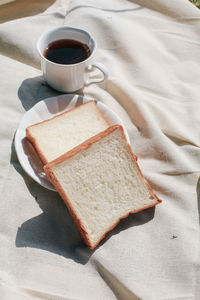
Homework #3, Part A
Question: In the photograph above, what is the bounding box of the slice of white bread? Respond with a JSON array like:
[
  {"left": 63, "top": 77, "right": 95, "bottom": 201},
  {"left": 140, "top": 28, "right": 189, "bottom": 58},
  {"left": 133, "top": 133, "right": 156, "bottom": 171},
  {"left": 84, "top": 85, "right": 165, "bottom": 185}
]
[
  {"left": 26, "top": 101, "right": 109, "bottom": 164},
  {"left": 44, "top": 125, "right": 161, "bottom": 250}
]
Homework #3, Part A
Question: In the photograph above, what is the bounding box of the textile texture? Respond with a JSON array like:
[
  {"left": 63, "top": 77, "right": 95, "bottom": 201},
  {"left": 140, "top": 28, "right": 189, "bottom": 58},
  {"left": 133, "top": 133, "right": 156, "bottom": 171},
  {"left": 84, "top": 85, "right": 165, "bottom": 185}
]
[{"left": 0, "top": 0, "right": 200, "bottom": 299}]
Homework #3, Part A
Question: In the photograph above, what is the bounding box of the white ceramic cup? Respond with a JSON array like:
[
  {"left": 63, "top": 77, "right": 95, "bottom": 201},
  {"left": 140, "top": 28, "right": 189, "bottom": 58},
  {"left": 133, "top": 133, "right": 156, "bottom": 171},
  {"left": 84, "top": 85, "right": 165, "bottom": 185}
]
[{"left": 37, "top": 26, "right": 108, "bottom": 93}]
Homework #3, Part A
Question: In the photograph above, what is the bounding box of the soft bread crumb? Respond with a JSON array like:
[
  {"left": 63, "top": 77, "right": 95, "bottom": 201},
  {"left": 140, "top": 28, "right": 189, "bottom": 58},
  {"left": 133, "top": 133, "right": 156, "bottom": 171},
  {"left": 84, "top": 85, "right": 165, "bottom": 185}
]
[
  {"left": 44, "top": 125, "right": 161, "bottom": 249},
  {"left": 26, "top": 101, "right": 109, "bottom": 164}
]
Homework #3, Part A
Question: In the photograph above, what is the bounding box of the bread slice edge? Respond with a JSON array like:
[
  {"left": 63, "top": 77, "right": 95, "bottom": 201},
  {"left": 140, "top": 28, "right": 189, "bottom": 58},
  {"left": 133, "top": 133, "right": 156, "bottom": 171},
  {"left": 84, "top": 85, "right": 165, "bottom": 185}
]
[
  {"left": 44, "top": 125, "right": 162, "bottom": 250},
  {"left": 26, "top": 100, "right": 109, "bottom": 164}
]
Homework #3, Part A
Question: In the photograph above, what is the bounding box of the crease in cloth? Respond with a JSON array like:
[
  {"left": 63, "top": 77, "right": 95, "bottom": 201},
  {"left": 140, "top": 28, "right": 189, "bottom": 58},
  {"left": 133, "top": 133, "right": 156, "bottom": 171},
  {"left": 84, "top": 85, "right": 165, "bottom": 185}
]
[
  {"left": 0, "top": 281, "right": 75, "bottom": 300},
  {"left": 94, "top": 260, "right": 142, "bottom": 300},
  {"left": 155, "top": 30, "right": 200, "bottom": 45},
  {"left": 66, "top": 4, "right": 142, "bottom": 15}
]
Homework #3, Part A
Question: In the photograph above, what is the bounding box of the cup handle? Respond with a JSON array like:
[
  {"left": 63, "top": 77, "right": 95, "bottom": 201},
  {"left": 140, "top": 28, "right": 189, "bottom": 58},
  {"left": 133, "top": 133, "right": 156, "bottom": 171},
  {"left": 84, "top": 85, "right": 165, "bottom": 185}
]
[{"left": 85, "top": 62, "right": 108, "bottom": 85}]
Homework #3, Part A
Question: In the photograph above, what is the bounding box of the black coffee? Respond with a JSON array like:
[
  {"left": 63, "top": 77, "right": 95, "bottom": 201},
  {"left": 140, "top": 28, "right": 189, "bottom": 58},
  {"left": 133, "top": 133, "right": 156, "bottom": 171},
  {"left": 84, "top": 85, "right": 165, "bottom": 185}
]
[{"left": 43, "top": 39, "right": 91, "bottom": 65}]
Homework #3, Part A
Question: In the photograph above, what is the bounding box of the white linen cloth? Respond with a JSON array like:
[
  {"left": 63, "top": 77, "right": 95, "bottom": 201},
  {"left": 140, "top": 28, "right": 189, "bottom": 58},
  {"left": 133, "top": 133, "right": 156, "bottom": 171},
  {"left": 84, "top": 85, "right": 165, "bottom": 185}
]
[{"left": 0, "top": 0, "right": 200, "bottom": 299}]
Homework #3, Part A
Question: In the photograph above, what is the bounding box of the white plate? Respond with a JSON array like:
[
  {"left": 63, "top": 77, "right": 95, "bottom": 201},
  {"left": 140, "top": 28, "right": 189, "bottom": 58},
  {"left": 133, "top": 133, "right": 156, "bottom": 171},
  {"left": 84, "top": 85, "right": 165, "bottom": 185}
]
[{"left": 15, "top": 94, "right": 130, "bottom": 191}]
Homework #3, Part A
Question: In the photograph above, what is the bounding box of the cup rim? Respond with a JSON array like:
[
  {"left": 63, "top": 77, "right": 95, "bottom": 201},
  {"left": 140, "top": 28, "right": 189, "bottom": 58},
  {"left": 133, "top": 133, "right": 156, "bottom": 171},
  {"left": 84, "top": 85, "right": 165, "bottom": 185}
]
[{"left": 37, "top": 26, "right": 97, "bottom": 67}]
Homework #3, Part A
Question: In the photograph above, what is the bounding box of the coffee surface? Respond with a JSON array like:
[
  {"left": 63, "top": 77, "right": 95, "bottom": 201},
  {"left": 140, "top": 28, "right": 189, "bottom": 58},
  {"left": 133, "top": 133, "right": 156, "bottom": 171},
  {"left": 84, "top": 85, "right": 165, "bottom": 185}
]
[{"left": 43, "top": 39, "right": 91, "bottom": 65}]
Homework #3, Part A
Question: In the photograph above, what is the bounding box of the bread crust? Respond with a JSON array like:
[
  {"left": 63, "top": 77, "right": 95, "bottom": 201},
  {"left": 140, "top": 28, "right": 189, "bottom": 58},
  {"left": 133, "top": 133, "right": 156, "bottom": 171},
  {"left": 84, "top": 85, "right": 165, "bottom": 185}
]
[
  {"left": 45, "top": 125, "right": 121, "bottom": 168},
  {"left": 44, "top": 125, "right": 162, "bottom": 250},
  {"left": 26, "top": 131, "right": 48, "bottom": 165},
  {"left": 26, "top": 100, "right": 109, "bottom": 164}
]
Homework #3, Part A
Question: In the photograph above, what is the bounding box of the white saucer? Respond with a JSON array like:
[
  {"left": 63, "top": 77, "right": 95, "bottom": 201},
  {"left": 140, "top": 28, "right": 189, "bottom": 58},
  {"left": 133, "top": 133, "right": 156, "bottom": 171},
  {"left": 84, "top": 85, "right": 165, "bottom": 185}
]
[{"left": 15, "top": 94, "right": 130, "bottom": 191}]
